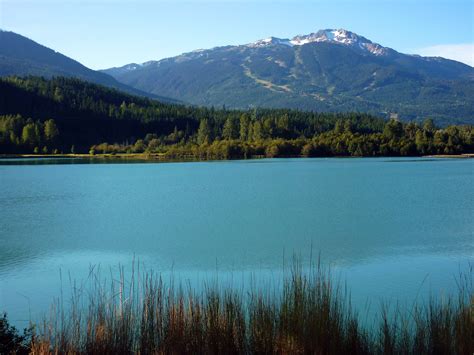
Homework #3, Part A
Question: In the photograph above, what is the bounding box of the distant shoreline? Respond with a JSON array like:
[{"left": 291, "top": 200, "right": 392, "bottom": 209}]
[
  {"left": 1, "top": 153, "right": 473, "bottom": 161},
  {"left": 423, "top": 154, "right": 474, "bottom": 158},
  {"left": 0, "top": 153, "right": 169, "bottom": 161}
]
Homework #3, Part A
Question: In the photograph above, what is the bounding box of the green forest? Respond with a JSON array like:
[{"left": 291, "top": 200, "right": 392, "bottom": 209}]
[{"left": 0, "top": 76, "right": 473, "bottom": 158}]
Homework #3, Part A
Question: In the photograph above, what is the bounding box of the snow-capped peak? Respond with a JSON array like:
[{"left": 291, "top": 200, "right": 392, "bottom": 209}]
[
  {"left": 248, "top": 37, "right": 293, "bottom": 48},
  {"left": 247, "top": 29, "right": 389, "bottom": 56},
  {"left": 291, "top": 29, "right": 388, "bottom": 55},
  {"left": 291, "top": 29, "right": 361, "bottom": 46}
]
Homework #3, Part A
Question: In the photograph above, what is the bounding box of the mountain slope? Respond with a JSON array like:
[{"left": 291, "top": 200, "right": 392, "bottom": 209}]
[
  {"left": 103, "top": 29, "right": 474, "bottom": 125},
  {"left": 0, "top": 30, "right": 178, "bottom": 102}
]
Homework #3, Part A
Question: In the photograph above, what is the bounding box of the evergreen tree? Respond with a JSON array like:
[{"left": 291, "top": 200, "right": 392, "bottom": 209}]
[
  {"left": 423, "top": 118, "right": 435, "bottom": 134},
  {"left": 222, "top": 118, "right": 237, "bottom": 140},
  {"left": 343, "top": 120, "right": 352, "bottom": 133},
  {"left": 383, "top": 119, "right": 403, "bottom": 140},
  {"left": 252, "top": 121, "right": 263, "bottom": 141},
  {"left": 197, "top": 119, "right": 211, "bottom": 145},
  {"left": 239, "top": 114, "right": 250, "bottom": 141},
  {"left": 334, "top": 120, "right": 344, "bottom": 134}
]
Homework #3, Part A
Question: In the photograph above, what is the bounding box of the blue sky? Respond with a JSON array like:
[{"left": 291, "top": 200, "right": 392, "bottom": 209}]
[{"left": 1, "top": 0, "right": 472, "bottom": 69}]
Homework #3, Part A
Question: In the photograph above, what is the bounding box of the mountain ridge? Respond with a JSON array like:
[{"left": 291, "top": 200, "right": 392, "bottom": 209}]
[
  {"left": 107, "top": 28, "right": 473, "bottom": 73},
  {"left": 102, "top": 28, "right": 474, "bottom": 125},
  {"left": 0, "top": 30, "right": 178, "bottom": 103}
]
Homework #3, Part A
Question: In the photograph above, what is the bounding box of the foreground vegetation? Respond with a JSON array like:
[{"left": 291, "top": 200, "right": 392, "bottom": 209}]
[
  {"left": 2, "top": 262, "right": 472, "bottom": 354},
  {"left": 1, "top": 76, "right": 473, "bottom": 159}
]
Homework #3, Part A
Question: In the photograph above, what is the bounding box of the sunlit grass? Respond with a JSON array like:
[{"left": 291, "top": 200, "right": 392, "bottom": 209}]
[{"left": 8, "top": 260, "right": 472, "bottom": 354}]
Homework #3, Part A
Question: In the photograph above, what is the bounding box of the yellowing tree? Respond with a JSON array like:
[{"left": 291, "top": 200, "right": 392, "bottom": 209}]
[{"left": 44, "top": 119, "right": 59, "bottom": 142}]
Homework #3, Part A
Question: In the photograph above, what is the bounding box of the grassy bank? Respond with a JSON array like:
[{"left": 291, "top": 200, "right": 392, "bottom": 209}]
[{"left": 2, "top": 262, "right": 472, "bottom": 354}]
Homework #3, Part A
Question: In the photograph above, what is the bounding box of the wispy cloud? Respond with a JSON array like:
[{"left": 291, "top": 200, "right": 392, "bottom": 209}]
[{"left": 416, "top": 44, "right": 473, "bottom": 67}]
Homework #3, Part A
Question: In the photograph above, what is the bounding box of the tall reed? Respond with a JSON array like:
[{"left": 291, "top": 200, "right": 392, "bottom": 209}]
[{"left": 27, "top": 261, "right": 472, "bottom": 354}]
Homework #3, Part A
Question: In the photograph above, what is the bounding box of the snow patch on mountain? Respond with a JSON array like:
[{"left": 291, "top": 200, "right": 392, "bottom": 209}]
[
  {"left": 248, "top": 29, "right": 389, "bottom": 56},
  {"left": 124, "top": 63, "right": 141, "bottom": 70},
  {"left": 248, "top": 37, "right": 293, "bottom": 48}
]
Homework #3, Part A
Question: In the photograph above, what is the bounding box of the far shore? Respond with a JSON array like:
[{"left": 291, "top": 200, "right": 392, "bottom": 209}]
[
  {"left": 424, "top": 153, "right": 474, "bottom": 158},
  {"left": 0, "top": 153, "right": 166, "bottom": 160},
  {"left": 0, "top": 153, "right": 175, "bottom": 161},
  {"left": 1, "top": 153, "right": 473, "bottom": 161}
]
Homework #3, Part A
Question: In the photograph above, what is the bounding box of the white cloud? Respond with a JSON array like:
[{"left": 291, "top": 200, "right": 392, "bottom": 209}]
[{"left": 416, "top": 44, "right": 474, "bottom": 67}]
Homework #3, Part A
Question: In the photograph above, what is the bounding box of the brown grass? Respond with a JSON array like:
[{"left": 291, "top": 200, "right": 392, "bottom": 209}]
[{"left": 23, "top": 261, "right": 473, "bottom": 354}]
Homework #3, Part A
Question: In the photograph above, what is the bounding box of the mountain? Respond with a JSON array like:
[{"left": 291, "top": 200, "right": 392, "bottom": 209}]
[
  {"left": 0, "top": 30, "right": 177, "bottom": 102},
  {"left": 103, "top": 29, "right": 474, "bottom": 126}
]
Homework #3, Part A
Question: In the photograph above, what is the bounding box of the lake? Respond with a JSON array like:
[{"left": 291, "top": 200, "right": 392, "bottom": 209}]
[{"left": 0, "top": 157, "right": 472, "bottom": 326}]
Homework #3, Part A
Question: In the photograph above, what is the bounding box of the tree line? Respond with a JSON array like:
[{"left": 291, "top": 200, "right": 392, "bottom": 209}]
[
  {"left": 0, "top": 114, "right": 61, "bottom": 154},
  {"left": 0, "top": 76, "right": 472, "bottom": 157},
  {"left": 89, "top": 118, "right": 473, "bottom": 159}
]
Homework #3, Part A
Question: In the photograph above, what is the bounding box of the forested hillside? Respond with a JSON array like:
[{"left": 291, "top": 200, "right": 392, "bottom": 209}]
[
  {"left": 0, "top": 76, "right": 472, "bottom": 158},
  {"left": 0, "top": 30, "right": 176, "bottom": 102}
]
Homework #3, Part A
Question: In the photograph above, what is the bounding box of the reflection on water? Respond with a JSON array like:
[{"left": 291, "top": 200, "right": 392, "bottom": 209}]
[{"left": 0, "top": 158, "right": 473, "bottom": 326}]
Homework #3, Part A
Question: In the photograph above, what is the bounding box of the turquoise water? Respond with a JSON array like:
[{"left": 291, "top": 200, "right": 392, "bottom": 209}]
[{"left": 0, "top": 158, "right": 472, "bottom": 325}]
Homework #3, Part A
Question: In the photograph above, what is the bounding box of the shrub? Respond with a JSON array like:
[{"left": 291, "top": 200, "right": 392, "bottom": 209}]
[{"left": 0, "top": 313, "right": 32, "bottom": 355}]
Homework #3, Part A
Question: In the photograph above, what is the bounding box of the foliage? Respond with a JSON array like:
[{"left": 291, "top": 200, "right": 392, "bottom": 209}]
[
  {"left": 0, "top": 313, "right": 32, "bottom": 355},
  {"left": 0, "top": 76, "right": 473, "bottom": 157},
  {"left": 0, "top": 114, "right": 61, "bottom": 153}
]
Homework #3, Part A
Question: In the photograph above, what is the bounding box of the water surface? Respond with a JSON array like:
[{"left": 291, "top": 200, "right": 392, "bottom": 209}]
[{"left": 0, "top": 158, "right": 472, "bottom": 325}]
